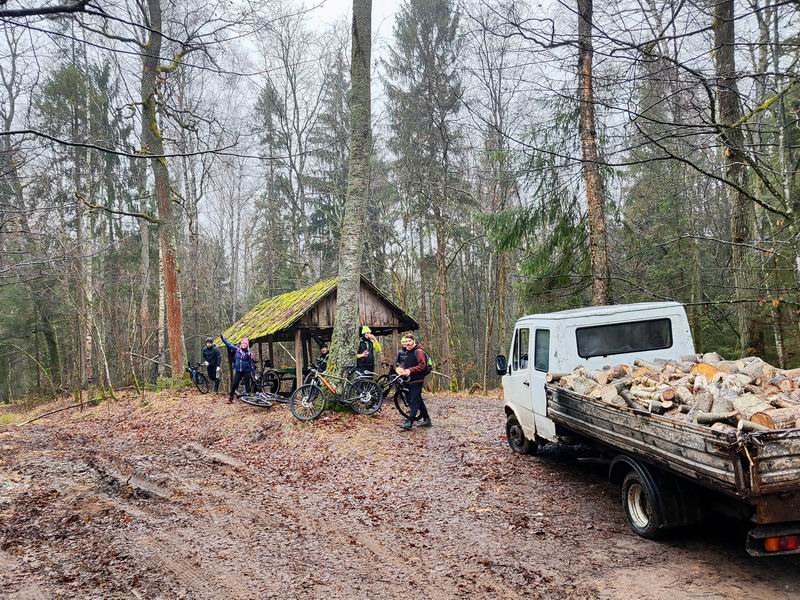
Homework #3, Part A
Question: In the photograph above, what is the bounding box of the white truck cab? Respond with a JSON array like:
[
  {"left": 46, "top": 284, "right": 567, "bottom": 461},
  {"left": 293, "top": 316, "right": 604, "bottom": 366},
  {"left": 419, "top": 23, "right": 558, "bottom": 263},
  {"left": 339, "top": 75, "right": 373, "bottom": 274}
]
[{"left": 498, "top": 302, "right": 695, "bottom": 451}]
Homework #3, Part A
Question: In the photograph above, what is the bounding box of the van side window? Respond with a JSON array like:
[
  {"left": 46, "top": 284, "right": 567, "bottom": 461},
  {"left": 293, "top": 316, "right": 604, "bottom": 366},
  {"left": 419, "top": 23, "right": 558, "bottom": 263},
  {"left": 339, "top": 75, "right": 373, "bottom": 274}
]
[
  {"left": 576, "top": 318, "right": 672, "bottom": 359},
  {"left": 534, "top": 329, "right": 550, "bottom": 372},
  {"left": 512, "top": 328, "right": 530, "bottom": 371}
]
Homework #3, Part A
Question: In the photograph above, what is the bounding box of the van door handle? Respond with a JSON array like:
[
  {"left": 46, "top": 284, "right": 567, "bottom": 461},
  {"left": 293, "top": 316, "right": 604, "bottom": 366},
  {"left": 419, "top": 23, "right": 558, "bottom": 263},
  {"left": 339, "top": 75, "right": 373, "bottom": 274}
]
[{"left": 523, "top": 380, "right": 530, "bottom": 386}]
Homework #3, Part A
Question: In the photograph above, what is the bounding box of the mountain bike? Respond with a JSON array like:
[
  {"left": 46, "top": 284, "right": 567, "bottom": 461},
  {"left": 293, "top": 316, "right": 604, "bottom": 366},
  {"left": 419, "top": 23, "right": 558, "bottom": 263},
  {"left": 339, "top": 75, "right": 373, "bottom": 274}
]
[
  {"left": 236, "top": 370, "right": 285, "bottom": 407},
  {"left": 289, "top": 365, "right": 384, "bottom": 421},
  {"left": 376, "top": 371, "right": 419, "bottom": 420},
  {"left": 185, "top": 363, "right": 209, "bottom": 394}
]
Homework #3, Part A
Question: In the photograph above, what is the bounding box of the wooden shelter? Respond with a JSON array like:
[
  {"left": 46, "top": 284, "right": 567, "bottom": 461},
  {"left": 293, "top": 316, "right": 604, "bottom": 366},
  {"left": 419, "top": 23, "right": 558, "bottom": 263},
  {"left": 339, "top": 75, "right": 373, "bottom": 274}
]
[{"left": 218, "top": 276, "right": 418, "bottom": 388}]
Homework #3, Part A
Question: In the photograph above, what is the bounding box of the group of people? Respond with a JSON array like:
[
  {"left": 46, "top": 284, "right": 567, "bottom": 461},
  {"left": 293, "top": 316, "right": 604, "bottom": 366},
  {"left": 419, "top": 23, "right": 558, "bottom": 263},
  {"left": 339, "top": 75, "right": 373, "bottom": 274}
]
[{"left": 200, "top": 326, "right": 431, "bottom": 431}]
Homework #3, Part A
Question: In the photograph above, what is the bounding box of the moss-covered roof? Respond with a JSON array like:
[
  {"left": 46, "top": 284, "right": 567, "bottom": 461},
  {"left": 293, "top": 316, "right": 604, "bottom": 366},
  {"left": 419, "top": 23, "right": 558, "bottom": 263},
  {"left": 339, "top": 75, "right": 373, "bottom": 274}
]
[{"left": 219, "top": 278, "right": 338, "bottom": 345}]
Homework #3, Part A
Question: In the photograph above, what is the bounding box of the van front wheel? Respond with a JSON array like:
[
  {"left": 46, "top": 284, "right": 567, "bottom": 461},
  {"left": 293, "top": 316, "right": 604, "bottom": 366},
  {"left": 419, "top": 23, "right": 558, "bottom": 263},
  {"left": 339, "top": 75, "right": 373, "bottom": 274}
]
[{"left": 506, "top": 414, "right": 537, "bottom": 455}]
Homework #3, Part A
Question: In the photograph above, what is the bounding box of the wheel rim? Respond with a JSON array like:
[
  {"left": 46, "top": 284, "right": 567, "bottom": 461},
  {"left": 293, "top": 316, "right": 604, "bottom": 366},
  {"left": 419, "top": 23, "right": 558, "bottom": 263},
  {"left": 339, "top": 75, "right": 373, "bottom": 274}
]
[
  {"left": 509, "top": 423, "right": 524, "bottom": 449},
  {"left": 265, "top": 373, "right": 280, "bottom": 393},
  {"left": 349, "top": 381, "right": 382, "bottom": 414},
  {"left": 627, "top": 483, "right": 650, "bottom": 529},
  {"left": 291, "top": 386, "right": 324, "bottom": 420}
]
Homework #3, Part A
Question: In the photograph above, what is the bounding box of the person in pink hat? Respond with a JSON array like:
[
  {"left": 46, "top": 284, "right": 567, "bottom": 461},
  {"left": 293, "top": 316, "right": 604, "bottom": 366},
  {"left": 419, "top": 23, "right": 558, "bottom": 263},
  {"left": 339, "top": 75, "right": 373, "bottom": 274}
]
[{"left": 220, "top": 333, "right": 256, "bottom": 403}]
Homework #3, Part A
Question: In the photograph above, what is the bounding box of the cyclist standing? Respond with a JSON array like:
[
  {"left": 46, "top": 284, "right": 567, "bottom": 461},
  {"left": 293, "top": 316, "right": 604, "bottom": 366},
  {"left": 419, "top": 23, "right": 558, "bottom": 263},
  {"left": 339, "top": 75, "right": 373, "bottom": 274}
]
[
  {"left": 393, "top": 335, "right": 409, "bottom": 372},
  {"left": 357, "top": 326, "right": 376, "bottom": 375},
  {"left": 202, "top": 337, "right": 222, "bottom": 393},
  {"left": 316, "top": 343, "right": 330, "bottom": 372},
  {"left": 221, "top": 334, "right": 256, "bottom": 403},
  {"left": 396, "top": 333, "right": 432, "bottom": 430}
]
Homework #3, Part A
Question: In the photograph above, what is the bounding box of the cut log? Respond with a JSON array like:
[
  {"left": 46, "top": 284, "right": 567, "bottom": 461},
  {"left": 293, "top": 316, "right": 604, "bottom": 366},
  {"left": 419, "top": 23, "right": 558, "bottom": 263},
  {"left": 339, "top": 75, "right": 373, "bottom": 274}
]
[
  {"left": 571, "top": 377, "right": 599, "bottom": 397},
  {"left": 716, "top": 361, "right": 739, "bottom": 374},
  {"left": 660, "top": 387, "right": 676, "bottom": 402},
  {"left": 619, "top": 389, "right": 643, "bottom": 410},
  {"left": 632, "top": 367, "right": 657, "bottom": 379},
  {"left": 673, "top": 385, "right": 694, "bottom": 405},
  {"left": 702, "top": 352, "right": 723, "bottom": 364},
  {"left": 742, "top": 358, "right": 772, "bottom": 383},
  {"left": 738, "top": 420, "right": 769, "bottom": 433},
  {"left": 634, "top": 359, "right": 661, "bottom": 372},
  {"left": 710, "top": 422, "right": 738, "bottom": 438},
  {"left": 546, "top": 372, "right": 571, "bottom": 383},
  {"left": 606, "top": 364, "right": 629, "bottom": 380},
  {"left": 778, "top": 367, "right": 800, "bottom": 379},
  {"left": 681, "top": 354, "right": 702, "bottom": 363},
  {"left": 693, "top": 389, "right": 714, "bottom": 413},
  {"left": 695, "top": 410, "right": 738, "bottom": 425},
  {"left": 691, "top": 363, "right": 720, "bottom": 381},
  {"left": 600, "top": 379, "right": 632, "bottom": 404},
  {"left": 771, "top": 397, "right": 799, "bottom": 409},
  {"left": 586, "top": 369, "right": 611, "bottom": 385},
  {"left": 732, "top": 394, "right": 773, "bottom": 420},
  {"left": 710, "top": 394, "right": 734, "bottom": 414},
  {"left": 750, "top": 407, "right": 800, "bottom": 430}
]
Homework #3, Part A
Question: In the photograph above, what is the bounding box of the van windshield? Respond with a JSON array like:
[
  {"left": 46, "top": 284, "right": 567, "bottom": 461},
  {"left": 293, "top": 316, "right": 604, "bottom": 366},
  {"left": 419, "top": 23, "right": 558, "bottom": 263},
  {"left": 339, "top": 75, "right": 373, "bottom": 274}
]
[{"left": 575, "top": 318, "right": 672, "bottom": 359}]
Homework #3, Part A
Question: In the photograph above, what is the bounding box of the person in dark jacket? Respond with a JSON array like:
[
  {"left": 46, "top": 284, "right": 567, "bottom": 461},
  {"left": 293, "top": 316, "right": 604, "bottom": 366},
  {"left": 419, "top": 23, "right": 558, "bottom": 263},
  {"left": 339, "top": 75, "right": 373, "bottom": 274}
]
[
  {"left": 395, "top": 333, "right": 431, "bottom": 430},
  {"left": 221, "top": 334, "right": 256, "bottom": 403},
  {"left": 202, "top": 337, "right": 222, "bottom": 393},
  {"left": 393, "top": 335, "right": 409, "bottom": 373},
  {"left": 357, "top": 326, "right": 376, "bottom": 374},
  {"left": 315, "top": 343, "right": 330, "bottom": 372}
]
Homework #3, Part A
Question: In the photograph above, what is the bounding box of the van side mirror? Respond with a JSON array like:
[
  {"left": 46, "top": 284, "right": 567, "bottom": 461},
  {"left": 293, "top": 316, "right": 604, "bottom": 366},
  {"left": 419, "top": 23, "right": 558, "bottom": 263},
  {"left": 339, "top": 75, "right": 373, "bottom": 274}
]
[{"left": 495, "top": 355, "right": 507, "bottom": 376}]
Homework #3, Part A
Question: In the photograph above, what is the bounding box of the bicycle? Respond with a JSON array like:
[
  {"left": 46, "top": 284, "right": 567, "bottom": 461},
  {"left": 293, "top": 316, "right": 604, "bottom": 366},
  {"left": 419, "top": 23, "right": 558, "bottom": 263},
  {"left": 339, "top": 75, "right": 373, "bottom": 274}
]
[
  {"left": 289, "top": 365, "right": 384, "bottom": 421},
  {"left": 376, "top": 371, "right": 420, "bottom": 420},
  {"left": 236, "top": 371, "right": 286, "bottom": 406},
  {"left": 185, "top": 363, "right": 209, "bottom": 394}
]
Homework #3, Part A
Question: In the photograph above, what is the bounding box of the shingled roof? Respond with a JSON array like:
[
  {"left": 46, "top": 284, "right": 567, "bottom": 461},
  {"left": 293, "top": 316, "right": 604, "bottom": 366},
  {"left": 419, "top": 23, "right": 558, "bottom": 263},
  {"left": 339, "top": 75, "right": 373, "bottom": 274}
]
[{"left": 219, "top": 276, "right": 417, "bottom": 345}]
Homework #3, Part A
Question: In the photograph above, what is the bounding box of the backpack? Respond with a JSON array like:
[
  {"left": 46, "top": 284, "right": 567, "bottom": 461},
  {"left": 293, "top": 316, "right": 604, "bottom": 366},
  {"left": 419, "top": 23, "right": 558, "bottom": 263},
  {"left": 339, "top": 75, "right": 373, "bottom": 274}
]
[{"left": 419, "top": 348, "right": 434, "bottom": 377}]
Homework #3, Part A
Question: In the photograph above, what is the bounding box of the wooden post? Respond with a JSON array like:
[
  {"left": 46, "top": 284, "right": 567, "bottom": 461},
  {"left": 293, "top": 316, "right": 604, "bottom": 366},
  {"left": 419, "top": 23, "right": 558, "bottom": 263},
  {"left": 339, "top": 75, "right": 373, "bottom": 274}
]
[
  {"left": 390, "top": 329, "right": 400, "bottom": 372},
  {"left": 258, "top": 341, "right": 263, "bottom": 371},
  {"left": 268, "top": 340, "right": 274, "bottom": 368},
  {"left": 295, "top": 329, "right": 303, "bottom": 389},
  {"left": 302, "top": 331, "right": 310, "bottom": 376},
  {"left": 305, "top": 334, "right": 314, "bottom": 366}
]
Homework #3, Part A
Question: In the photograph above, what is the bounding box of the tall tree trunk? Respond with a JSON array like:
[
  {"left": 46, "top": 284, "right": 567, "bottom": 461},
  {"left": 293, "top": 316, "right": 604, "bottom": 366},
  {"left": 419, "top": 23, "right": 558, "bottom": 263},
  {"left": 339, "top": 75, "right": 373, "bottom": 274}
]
[
  {"left": 712, "top": 0, "right": 759, "bottom": 355},
  {"left": 157, "top": 250, "right": 166, "bottom": 378},
  {"left": 435, "top": 224, "right": 451, "bottom": 384},
  {"left": 577, "top": 0, "right": 611, "bottom": 305},
  {"left": 141, "top": 0, "right": 186, "bottom": 379},
  {"left": 328, "top": 0, "right": 371, "bottom": 376},
  {"left": 139, "top": 218, "right": 152, "bottom": 377}
]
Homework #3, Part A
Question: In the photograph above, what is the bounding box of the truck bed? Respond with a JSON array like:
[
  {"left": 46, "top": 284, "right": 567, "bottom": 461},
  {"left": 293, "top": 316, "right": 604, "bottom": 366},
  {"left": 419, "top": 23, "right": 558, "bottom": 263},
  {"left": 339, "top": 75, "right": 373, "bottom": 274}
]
[{"left": 545, "top": 384, "right": 800, "bottom": 504}]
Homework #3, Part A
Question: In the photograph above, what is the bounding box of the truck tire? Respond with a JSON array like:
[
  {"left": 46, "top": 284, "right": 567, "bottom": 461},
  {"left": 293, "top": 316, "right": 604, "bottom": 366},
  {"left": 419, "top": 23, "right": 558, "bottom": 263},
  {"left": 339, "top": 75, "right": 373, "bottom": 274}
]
[
  {"left": 621, "top": 470, "right": 665, "bottom": 539},
  {"left": 506, "top": 414, "right": 537, "bottom": 455}
]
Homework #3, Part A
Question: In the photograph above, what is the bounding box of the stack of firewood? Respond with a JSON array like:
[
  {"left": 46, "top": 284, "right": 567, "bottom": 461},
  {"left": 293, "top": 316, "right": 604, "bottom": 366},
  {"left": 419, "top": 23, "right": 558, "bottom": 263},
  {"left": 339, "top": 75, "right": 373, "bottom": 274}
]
[{"left": 549, "top": 353, "right": 800, "bottom": 433}]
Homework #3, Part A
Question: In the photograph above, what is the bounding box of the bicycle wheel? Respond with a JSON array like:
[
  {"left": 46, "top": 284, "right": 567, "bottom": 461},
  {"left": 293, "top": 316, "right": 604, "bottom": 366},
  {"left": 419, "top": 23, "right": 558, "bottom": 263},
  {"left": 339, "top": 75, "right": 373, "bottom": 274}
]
[
  {"left": 346, "top": 379, "right": 384, "bottom": 416},
  {"left": 393, "top": 387, "right": 412, "bottom": 419},
  {"left": 262, "top": 370, "right": 281, "bottom": 394},
  {"left": 289, "top": 384, "right": 326, "bottom": 421},
  {"left": 239, "top": 393, "right": 273, "bottom": 409},
  {"left": 194, "top": 372, "right": 209, "bottom": 394}
]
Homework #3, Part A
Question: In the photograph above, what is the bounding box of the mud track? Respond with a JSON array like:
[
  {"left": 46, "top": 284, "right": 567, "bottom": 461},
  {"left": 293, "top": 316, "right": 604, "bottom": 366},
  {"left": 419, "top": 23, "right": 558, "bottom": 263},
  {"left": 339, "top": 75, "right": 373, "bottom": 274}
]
[{"left": 1, "top": 390, "right": 798, "bottom": 599}]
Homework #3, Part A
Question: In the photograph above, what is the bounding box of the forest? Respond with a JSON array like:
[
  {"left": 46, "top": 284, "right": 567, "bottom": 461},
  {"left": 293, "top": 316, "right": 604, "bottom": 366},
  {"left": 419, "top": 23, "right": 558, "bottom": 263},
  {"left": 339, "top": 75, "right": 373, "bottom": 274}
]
[{"left": 0, "top": 0, "right": 798, "bottom": 402}]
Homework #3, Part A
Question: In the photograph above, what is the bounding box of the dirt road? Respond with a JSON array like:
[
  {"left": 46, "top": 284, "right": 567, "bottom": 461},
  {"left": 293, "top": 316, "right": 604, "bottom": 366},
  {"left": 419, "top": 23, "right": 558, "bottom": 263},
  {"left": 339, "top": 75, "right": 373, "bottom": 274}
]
[{"left": 1, "top": 390, "right": 798, "bottom": 599}]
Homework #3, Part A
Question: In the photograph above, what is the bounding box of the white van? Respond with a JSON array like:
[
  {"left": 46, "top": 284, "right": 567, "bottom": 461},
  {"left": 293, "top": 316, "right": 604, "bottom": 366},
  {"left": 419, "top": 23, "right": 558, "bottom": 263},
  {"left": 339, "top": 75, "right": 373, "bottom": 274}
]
[{"left": 498, "top": 302, "right": 695, "bottom": 453}]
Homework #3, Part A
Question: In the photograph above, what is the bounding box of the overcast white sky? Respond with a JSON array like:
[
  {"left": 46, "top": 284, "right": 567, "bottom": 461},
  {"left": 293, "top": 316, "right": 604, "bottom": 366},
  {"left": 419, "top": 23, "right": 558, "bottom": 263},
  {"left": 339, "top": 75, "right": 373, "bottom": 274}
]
[{"left": 312, "top": 0, "right": 400, "bottom": 42}]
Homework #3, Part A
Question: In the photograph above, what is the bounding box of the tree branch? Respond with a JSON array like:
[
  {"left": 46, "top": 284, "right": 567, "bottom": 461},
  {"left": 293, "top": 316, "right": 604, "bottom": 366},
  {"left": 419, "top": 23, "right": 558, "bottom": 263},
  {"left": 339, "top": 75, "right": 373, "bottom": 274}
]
[{"left": 0, "top": 0, "right": 91, "bottom": 18}]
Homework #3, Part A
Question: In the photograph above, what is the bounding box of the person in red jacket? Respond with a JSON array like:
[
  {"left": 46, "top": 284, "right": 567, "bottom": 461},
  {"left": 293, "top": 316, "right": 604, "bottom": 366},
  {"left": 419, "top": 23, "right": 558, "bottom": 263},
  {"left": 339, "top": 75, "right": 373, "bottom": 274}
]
[{"left": 395, "top": 333, "right": 431, "bottom": 430}]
